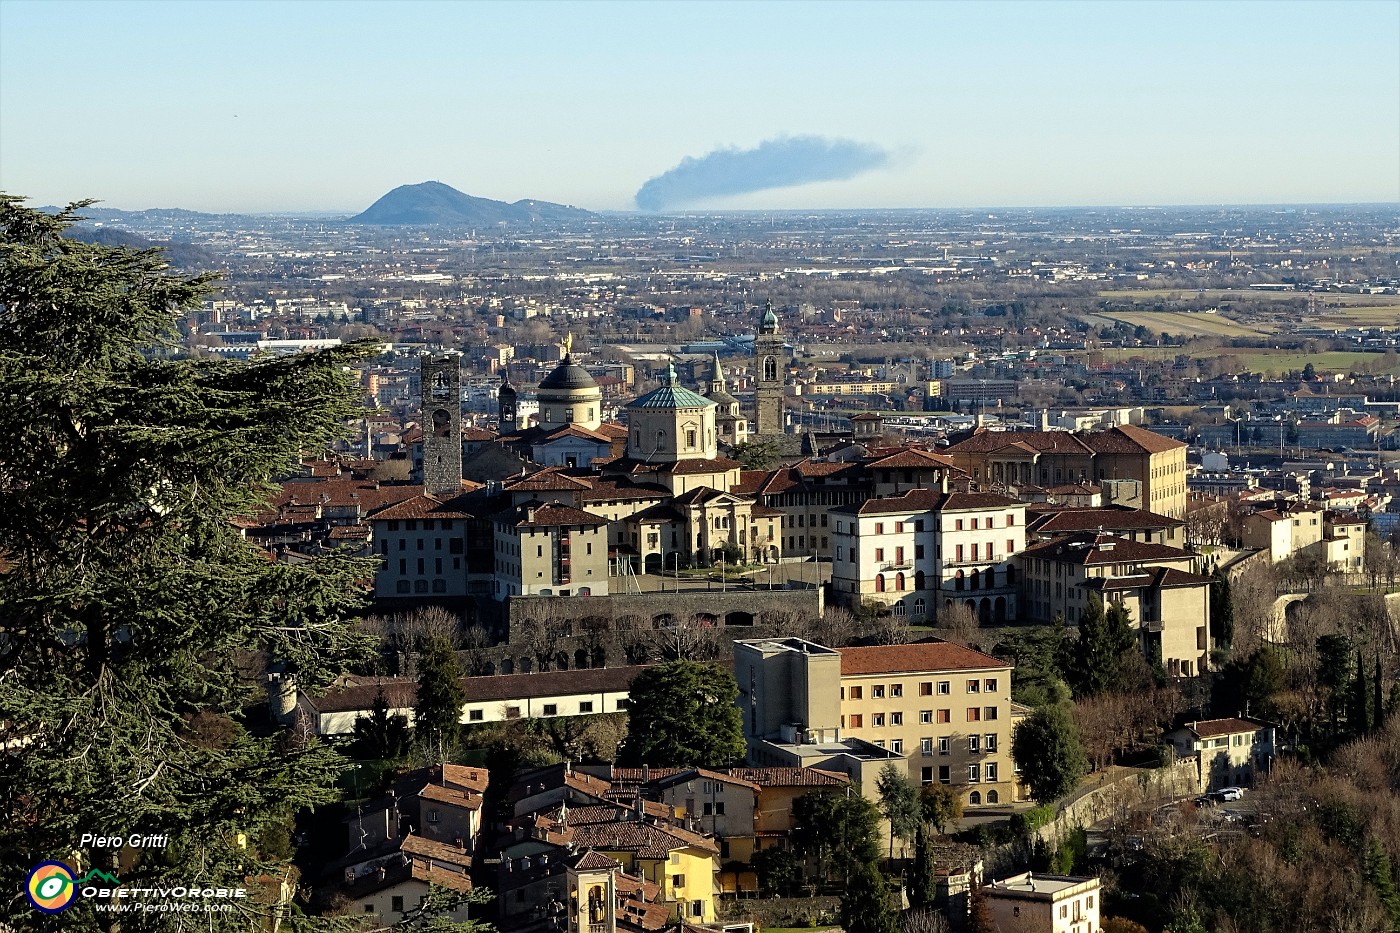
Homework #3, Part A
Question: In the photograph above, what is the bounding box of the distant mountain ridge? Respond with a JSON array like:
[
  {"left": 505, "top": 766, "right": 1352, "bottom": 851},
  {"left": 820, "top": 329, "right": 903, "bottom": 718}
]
[{"left": 348, "top": 181, "right": 593, "bottom": 226}]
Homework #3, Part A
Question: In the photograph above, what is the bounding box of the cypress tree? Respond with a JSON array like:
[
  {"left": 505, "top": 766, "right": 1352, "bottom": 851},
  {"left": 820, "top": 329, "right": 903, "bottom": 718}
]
[
  {"left": 1375, "top": 655, "right": 1385, "bottom": 735},
  {"left": 1350, "top": 648, "right": 1372, "bottom": 737}
]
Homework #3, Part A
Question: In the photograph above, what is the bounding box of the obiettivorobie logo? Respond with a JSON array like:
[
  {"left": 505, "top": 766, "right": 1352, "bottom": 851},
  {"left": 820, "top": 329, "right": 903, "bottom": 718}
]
[
  {"left": 25, "top": 862, "right": 117, "bottom": 914},
  {"left": 24, "top": 861, "right": 249, "bottom": 915}
]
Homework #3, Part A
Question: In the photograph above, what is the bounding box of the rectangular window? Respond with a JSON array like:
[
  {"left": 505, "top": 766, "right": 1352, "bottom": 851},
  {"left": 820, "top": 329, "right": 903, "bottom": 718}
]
[
  {"left": 542, "top": 704, "right": 557, "bottom": 716},
  {"left": 875, "top": 523, "right": 884, "bottom": 534},
  {"left": 920, "top": 710, "right": 933, "bottom": 724},
  {"left": 1006, "top": 514, "right": 1015, "bottom": 526},
  {"left": 1007, "top": 539, "right": 1015, "bottom": 554},
  {"left": 891, "top": 739, "right": 903, "bottom": 753},
  {"left": 391, "top": 896, "right": 405, "bottom": 913},
  {"left": 985, "top": 706, "right": 998, "bottom": 721},
  {"left": 955, "top": 519, "right": 964, "bottom": 531},
  {"left": 672, "top": 874, "right": 685, "bottom": 889},
  {"left": 920, "top": 682, "right": 933, "bottom": 696},
  {"left": 937, "top": 709, "right": 951, "bottom": 723},
  {"left": 891, "top": 684, "right": 903, "bottom": 698},
  {"left": 872, "top": 685, "right": 885, "bottom": 699},
  {"left": 986, "top": 763, "right": 999, "bottom": 782},
  {"left": 967, "top": 680, "right": 980, "bottom": 693},
  {"left": 579, "top": 701, "right": 594, "bottom": 713},
  {"left": 967, "top": 708, "right": 981, "bottom": 722},
  {"left": 969, "top": 764, "right": 981, "bottom": 783},
  {"left": 938, "top": 766, "right": 950, "bottom": 784},
  {"left": 691, "top": 901, "right": 703, "bottom": 918},
  {"left": 921, "top": 738, "right": 933, "bottom": 755},
  {"left": 469, "top": 709, "right": 483, "bottom": 722},
  {"left": 850, "top": 686, "right": 863, "bottom": 700},
  {"left": 875, "top": 548, "right": 884, "bottom": 562},
  {"left": 921, "top": 766, "right": 934, "bottom": 784},
  {"left": 939, "top": 737, "right": 950, "bottom": 755},
  {"left": 891, "top": 712, "right": 903, "bottom": 726},
  {"left": 955, "top": 544, "right": 964, "bottom": 562},
  {"left": 969, "top": 735, "right": 980, "bottom": 753},
  {"left": 986, "top": 733, "right": 998, "bottom": 752},
  {"left": 985, "top": 678, "right": 997, "bottom": 692},
  {"left": 971, "top": 517, "right": 979, "bottom": 530},
  {"left": 937, "top": 681, "right": 950, "bottom": 695},
  {"left": 872, "top": 713, "right": 885, "bottom": 727},
  {"left": 849, "top": 714, "right": 863, "bottom": 728}
]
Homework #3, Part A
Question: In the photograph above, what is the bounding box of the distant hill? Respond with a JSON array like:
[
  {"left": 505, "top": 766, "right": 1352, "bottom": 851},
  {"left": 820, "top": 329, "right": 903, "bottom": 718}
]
[
  {"left": 65, "top": 225, "right": 219, "bottom": 271},
  {"left": 348, "top": 181, "right": 593, "bottom": 226}
]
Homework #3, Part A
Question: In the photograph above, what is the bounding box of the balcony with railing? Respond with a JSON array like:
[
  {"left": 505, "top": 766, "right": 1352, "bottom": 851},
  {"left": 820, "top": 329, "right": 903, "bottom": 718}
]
[{"left": 941, "top": 552, "right": 1005, "bottom": 568}]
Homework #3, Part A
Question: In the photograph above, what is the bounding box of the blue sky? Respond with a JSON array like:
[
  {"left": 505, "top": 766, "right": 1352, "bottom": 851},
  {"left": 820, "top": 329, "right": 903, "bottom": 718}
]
[{"left": 1, "top": 0, "right": 1396, "bottom": 212}]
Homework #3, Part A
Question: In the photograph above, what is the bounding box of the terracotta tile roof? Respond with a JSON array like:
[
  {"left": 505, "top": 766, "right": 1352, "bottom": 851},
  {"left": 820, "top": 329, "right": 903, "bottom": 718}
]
[
  {"left": 496, "top": 501, "right": 610, "bottom": 528},
  {"left": 462, "top": 427, "right": 499, "bottom": 442},
  {"left": 410, "top": 859, "right": 473, "bottom": 893},
  {"left": 838, "top": 640, "right": 1010, "bottom": 675},
  {"left": 725, "top": 767, "right": 851, "bottom": 788},
  {"left": 399, "top": 834, "right": 473, "bottom": 868},
  {"left": 327, "top": 524, "right": 371, "bottom": 540},
  {"left": 1027, "top": 506, "right": 1184, "bottom": 534},
  {"left": 308, "top": 666, "right": 646, "bottom": 714},
  {"left": 577, "top": 478, "right": 671, "bottom": 503},
  {"left": 539, "top": 424, "right": 615, "bottom": 444},
  {"left": 365, "top": 491, "right": 478, "bottom": 521},
  {"left": 650, "top": 767, "right": 760, "bottom": 793},
  {"left": 1083, "top": 424, "right": 1186, "bottom": 454},
  {"left": 503, "top": 468, "right": 594, "bottom": 492},
  {"left": 1018, "top": 532, "right": 1195, "bottom": 566},
  {"left": 731, "top": 471, "right": 769, "bottom": 495},
  {"left": 834, "top": 489, "right": 1022, "bottom": 516},
  {"left": 865, "top": 449, "right": 956, "bottom": 470},
  {"left": 1183, "top": 717, "right": 1268, "bottom": 739},
  {"left": 566, "top": 817, "right": 719, "bottom": 858},
  {"left": 944, "top": 429, "right": 1096, "bottom": 456}
]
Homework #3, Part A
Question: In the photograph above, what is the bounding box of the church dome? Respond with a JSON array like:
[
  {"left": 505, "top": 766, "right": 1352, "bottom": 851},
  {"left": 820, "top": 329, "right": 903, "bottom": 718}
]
[
  {"left": 538, "top": 355, "right": 598, "bottom": 391},
  {"left": 628, "top": 363, "right": 715, "bottom": 410}
]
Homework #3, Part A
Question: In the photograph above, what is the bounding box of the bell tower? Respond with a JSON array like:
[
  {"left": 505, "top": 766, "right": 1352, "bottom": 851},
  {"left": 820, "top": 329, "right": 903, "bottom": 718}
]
[
  {"left": 568, "top": 853, "right": 618, "bottom": 933},
  {"left": 754, "top": 300, "right": 786, "bottom": 436},
  {"left": 420, "top": 353, "right": 462, "bottom": 497},
  {"left": 497, "top": 370, "right": 518, "bottom": 432}
]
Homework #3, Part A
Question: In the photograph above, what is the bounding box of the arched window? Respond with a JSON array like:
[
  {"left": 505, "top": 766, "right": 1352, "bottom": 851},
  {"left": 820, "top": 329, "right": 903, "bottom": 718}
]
[
  {"left": 987, "top": 790, "right": 999, "bottom": 804},
  {"left": 985, "top": 567, "right": 996, "bottom": 589},
  {"left": 954, "top": 570, "right": 965, "bottom": 592},
  {"left": 969, "top": 569, "right": 980, "bottom": 591},
  {"left": 875, "top": 575, "right": 886, "bottom": 593},
  {"left": 895, "top": 572, "right": 906, "bottom": 591},
  {"left": 969, "top": 791, "right": 981, "bottom": 805},
  {"left": 913, "top": 597, "right": 927, "bottom": 618},
  {"left": 1006, "top": 564, "right": 1017, "bottom": 584},
  {"left": 764, "top": 356, "right": 777, "bottom": 381}
]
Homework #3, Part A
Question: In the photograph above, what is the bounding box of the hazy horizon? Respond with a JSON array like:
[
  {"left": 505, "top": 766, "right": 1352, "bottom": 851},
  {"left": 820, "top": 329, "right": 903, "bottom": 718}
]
[{"left": 3, "top": 0, "right": 1397, "bottom": 213}]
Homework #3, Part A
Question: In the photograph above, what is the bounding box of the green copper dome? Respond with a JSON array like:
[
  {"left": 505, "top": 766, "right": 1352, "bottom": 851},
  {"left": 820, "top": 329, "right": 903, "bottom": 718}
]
[{"left": 627, "top": 363, "right": 715, "bottom": 410}]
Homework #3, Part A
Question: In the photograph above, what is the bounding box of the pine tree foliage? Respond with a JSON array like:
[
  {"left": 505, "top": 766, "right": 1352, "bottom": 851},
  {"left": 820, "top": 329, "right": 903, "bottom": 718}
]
[
  {"left": 1011, "top": 703, "right": 1089, "bottom": 803},
  {"left": 0, "top": 197, "right": 382, "bottom": 930},
  {"left": 875, "top": 763, "right": 921, "bottom": 858},
  {"left": 354, "top": 688, "right": 411, "bottom": 760},
  {"left": 838, "top": 862, "right": 898, "bottom": 933},
  {"left": 619, "top": 660, "right": 746, "bottom": 766}
]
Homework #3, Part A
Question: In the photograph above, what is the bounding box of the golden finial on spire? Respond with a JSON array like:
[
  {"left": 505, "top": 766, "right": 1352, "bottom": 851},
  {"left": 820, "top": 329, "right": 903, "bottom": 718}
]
[{"left": 563, "top": 332, "right": 573, "bottom": 357}]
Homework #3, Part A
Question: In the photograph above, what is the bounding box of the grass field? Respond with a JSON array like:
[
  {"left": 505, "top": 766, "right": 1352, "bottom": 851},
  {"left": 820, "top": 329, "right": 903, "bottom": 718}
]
[
  {"left": 1094, "top": 289, "right": 1400, "bottom": 330},
  {"left": 1081, "top": 310, "right": 1269, "bottom": 338}
]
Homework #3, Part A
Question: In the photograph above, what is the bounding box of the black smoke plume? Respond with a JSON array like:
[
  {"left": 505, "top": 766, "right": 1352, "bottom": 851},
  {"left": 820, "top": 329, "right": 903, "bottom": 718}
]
[{"left": 634, "top": 135, "right": 890, "bottom": 211}]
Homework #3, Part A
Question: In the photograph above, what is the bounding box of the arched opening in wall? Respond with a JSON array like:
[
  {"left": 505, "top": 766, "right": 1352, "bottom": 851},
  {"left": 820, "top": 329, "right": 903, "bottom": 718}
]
[
  {"left": 554, "top": 652, "right": 570, "bottom": 671},
  {"left": 764, "top": 356, "right": 777, "bottom": 381},
  {"left": 895, "top": 572, "right": 906, "bottom": 591},
  {"left": 994, "top": 597, "right": 1007, "bottom": 624},
  {"left": 965, "top": 600, "right": 977, "bottom": 617},
  {"left": 432, "top": 579, "right": 447, "bottom": 593},
  {"left": 577, "top": 587, "right": 591, "bottom": 596},
  {"left": 519, "top": 657, "right": 533, "bottom": 674},
  {"left": 875, "top": 575, "right": 886, "bottom": 593},
  {"left": 726, "top": 611, "right": 755, "bottom": 626},
  {"left": 500, "top": 658, "right": 514, "bottom": 675},
  {"left": 644, "top": 553, "right": 663, "bottom": 574},
  {"left": 984, "top": 567, "right": 996, "bottom": 589},
  {"left": 978, "top": 598, "right": 992, "bottom": 625},
  {"left": 696, "top": 613, "right": 719, "bottom": 628},
  {"left": 483, "top": 661, "right": 497, "bottom": 676},
  {"left": 414, "top": 580, "right": 429, "bottom": 593},
  {"left": 913, "top": 598, "right": 927, "bottom": 621},
  {"left": 432, "top": 408, "right": 452, "bottom": 437},
  {"left": 915, "top": 570, "right": 926, "bottom": 590},
  {"left": 1006, "top": 564, "right": 1017, "bottom": 585},
  {"left": 653, "top": 613, "right": 675, "bottom": 629},
  {"left": 987, "top": 789, "right": 999, "bottom": 804},
  {"left": 954, "top": 571, "right": 965, "bottom": 592},
  {"left": 969, "top": 569, "right": 980, "bottom": 591},
  {"left": 575, "top": 648, "right": 590, "bottom": 669},
  {"left": 969, "top": 791, "right": 981, "bottom": 806}
]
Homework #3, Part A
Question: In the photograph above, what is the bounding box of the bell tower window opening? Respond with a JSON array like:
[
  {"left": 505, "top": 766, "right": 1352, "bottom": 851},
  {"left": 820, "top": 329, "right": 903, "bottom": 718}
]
[{"left": 764, "top": 356, "right": 777, "bottom": 382}]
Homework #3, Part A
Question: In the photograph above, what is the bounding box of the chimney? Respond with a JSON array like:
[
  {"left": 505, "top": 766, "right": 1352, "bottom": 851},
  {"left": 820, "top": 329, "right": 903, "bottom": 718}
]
[{"left": 641, "top": 764, "right": 650, "bottom": 783}]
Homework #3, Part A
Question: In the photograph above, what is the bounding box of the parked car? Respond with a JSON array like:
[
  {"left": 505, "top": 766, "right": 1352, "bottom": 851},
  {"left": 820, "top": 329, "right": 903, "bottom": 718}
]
[{"left": 1216, "top": 787, "right": 1246, "bottom": 802}]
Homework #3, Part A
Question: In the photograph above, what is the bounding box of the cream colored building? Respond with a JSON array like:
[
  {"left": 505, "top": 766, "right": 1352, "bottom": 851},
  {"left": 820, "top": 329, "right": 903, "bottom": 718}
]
[
  {"left": 492, "top": 500, "right": 610, "bottom": 597},
  {"left": 831, "top": 489, "right": 1027, "bottom": 625},
  {"left": 1017, "top": 532, "right": 1210, "bottom": 677},
  {"left": 1240, "top": 504, "right": 1367, "bottom": 572},
  {"left": 734, "top": 637, "right": 1019, "bottom": 808},
  {"left": 983, "top": 873, "right": 1100, "bottom": 933},
  {"left": 1167, "top": 717, "right": 1276, "bottom": 791}
]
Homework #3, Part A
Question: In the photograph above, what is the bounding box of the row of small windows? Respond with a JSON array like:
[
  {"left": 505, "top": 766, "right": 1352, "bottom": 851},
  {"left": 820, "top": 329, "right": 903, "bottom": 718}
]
[
  {"left": 845, "top": 679, "right": 999, "bottom": 699},
  {"left": 380, "top": 537, "right": 463, "bottom": 554},
  {"left": 844, "top": 707, "right": 999, "bottom": 726},
  {"left": 919, "top": 764, "right": 1001, "bottom": 787},
  {"left": 383, "top": 520, "right": 454, "bottom": 531}
]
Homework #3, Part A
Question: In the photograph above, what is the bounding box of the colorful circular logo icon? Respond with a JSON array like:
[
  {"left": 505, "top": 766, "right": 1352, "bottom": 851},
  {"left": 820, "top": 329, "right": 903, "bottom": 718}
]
[{"left": 26, "top": 861, "right": 77, "bottom": 913}]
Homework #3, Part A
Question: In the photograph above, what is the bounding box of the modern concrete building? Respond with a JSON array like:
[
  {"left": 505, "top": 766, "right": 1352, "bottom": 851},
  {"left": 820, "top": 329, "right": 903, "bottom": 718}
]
[{"left": 733, "top": 637, "right": 1019, "bottom": 808}]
